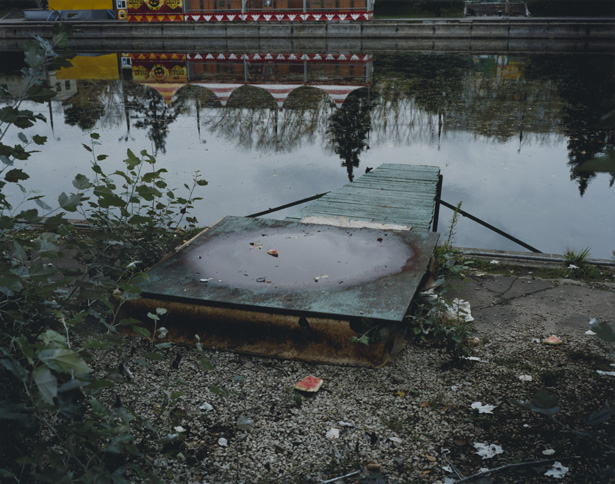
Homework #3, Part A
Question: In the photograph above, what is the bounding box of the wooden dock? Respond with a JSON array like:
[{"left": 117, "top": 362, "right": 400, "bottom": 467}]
[
  {"left": 121, "top": 163, "right": 442, "bottom": 367},
  {"left": 286, "top": 163, "right": 441, "bottom": 232}
]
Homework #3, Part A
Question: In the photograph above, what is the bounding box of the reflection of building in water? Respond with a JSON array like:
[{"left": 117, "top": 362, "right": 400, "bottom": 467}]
[
  {"left": 0, "top": 72, "right": 77, "bottom": 102},
  {"left": 444, "top": 55, "right": 562, "bottom": 142},
  {"left": 122, "top": 52, "right": 373, "bottom": 109}
]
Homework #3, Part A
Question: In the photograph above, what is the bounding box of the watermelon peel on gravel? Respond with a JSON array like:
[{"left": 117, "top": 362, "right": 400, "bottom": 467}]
[{"left": 294, "top": 375, "right": 323, "bottom": 392}]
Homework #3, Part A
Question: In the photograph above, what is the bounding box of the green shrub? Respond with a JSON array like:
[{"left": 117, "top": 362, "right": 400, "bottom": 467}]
[{"left": 0, "top": 24, "right": 207, "bottom": 482}]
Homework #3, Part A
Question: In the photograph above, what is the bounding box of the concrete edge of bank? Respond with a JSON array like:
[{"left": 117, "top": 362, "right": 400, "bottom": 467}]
[{"left": 0, "top": 18, "right": 614, "bottom": 42}]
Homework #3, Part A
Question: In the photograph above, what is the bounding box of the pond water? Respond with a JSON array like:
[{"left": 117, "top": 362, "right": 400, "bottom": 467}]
[{"left": 1, "top": 48, "right": 614, "bottom": 259}]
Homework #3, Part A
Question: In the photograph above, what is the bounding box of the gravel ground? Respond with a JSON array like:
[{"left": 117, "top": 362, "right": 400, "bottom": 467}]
[{"left": 76, "top": 270, "right": 615, "bottom": 484}]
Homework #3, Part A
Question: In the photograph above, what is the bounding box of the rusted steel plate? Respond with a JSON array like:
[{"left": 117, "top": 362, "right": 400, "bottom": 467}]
[
  {"left": 138, "top": 216, "right": 439, "bottom": 323},
  {"left": 121, "top": 298, "right": 405, "bottom": 367}
]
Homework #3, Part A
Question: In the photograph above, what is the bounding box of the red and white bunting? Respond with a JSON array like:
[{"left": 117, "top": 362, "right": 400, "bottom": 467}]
[
  {"left": 186, "top": 53, "right": 372, "bottom": 63},
  {"left": 183, "top": 11, "right": 372, "bottom": 22}
]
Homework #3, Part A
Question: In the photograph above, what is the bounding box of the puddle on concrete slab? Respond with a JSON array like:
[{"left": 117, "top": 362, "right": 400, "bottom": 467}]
[{"left": 185, "top": 226, "right": 416, "bottom": 291}]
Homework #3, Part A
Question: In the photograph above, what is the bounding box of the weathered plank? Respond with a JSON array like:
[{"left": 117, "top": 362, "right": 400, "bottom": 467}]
[{"left": 287, "top": 163, "right": 441, "bottom": 232}]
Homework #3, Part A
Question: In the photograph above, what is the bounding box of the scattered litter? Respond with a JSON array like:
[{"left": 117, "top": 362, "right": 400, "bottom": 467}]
[
  {"left": 326, "top": 428, "right": 340, "bottom": 440},
  {"left": 543, "top": 335, "right": 563, "bottom": 345},
  {"left": 338, "top": 421, "right": 354, "bottom": 428},
  {"left": 473, "top": 442, "right": 504, "bottom": 459},
  {"left": 199, "top": 402, "right": 213, "bottom": 411},
  {"left": 545, "top": 461, "right": 569, "bottom": 478},
  {"left": 490, "top": 260, "right": 500, "bottom": 265},
  {"left": 585, "top": 330, "right": 597, "bottom": 335},
  {"left": 462, "top": 356, "right": 486, "bottom": 362},
  {"left": 449, "top": 298, "right": 474, "bottom": 322},
  {"left": 389, "top": 436, "right": 403, "bottom": 444},
  {"left": 173, "top": 425, "right": 186, "bottom": 433},
  {"left": 156, "top": 327, "right": 168, "bottom": 339},
  {"left": 542, "top": 449, "right": 556, "bottom": 456},
  {"left": 199, "top": 278, "right": 213, "bottom": 283},
  {"left": 249, "top": 242, "right": 262, "bottom": 250},
  {"left": 236, "top": 416, "right": 254, "bottom": 431},
  {"left": 471, "top": 402, "right": 497, "bottom": 414},
  {"left": 425, "top": 453, "right": 436, "bottom": 462},
  {"left": 294, "top": 375, "right": 323, "bottom": 392},
  {"left": 567, "top": 264, "right": 579, "bottom": 270},
  {"left": 267, "top": 249, "right": 278, "bottom": 257},
  {"left": 450, "top": 385, "right": 458, "bottom": 391},
  {"left": 519, "top": 375, "right": 533, "bottom": 382},
  {"left": 442, "top": 465, "right": 452, "bottom": 473},
  {"left": 531, "top": 338, "right": 542, "bottom": 343},
  {"left": 218, "top": 437, "right": 228, "bottom": 447},
  {"left": 420, "top": 290, "right": 474, "bottom": 322},
  {"left": 596, "top": 370, "right": 615, "bottom": 376},
  {"left": 366, "top": 463, "right": 381, "bottom": 471},
  {"left": 314, "top": 275, "right": 329, "bottom": 282}
]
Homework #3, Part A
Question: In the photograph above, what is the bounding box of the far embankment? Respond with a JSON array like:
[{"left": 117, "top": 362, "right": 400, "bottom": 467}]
[{"left": 0, "top": 18, "right": 613, "bottom": 53}]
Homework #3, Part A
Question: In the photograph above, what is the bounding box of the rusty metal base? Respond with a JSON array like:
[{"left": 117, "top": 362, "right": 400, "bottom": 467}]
[{"left": 119, "top": 297, "right": 406, "bottom": 367}]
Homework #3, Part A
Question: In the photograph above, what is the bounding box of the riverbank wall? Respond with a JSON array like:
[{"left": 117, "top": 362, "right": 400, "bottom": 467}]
[{"left": 0, "top": 18, "right": 613, "bottom": 53}]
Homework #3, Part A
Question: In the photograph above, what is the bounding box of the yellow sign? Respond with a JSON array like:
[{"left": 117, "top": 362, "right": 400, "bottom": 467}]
[
  {"left": 49, "top": 0, "right": 112, "bottom": 9},
  {"left": 128, "top": 0, "right": 143, "bottom": 8},
  {"left": 144, "top": 0, "right": 164, "bottom": 10}
]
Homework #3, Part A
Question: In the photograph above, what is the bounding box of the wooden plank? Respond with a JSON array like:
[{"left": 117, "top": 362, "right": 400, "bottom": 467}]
[{"left": 288, "top": 163, "right": 440, "bottom": 232}]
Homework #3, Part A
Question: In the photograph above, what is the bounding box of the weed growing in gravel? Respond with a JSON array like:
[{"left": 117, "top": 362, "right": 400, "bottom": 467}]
[{"left": 408, "top": 202, "right": 475, "bottom": 360}]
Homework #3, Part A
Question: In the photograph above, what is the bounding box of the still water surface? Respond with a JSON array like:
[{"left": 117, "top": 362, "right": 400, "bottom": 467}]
[{"left": 2, "top": 50, "right": 614, "bottom": 258}]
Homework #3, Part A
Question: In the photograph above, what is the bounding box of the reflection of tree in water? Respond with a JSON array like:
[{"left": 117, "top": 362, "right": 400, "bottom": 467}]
[
  {"left": 200, "top": 85, "right": 334, "bottom": 153},
  {"left": 63, "top": 81, "right": 106, "bottom": 130},
  {"left": 327, "top": 88, "right": 376, "bottom": 181},
  {"left": 127, "top": 84, "right": 184, "bottom": 154},
  {"left": 370, "top": 54, "right": 465, "bottom": 148},
  {"left": 526, "top": 55, "right": 615, "bottom": 195}
]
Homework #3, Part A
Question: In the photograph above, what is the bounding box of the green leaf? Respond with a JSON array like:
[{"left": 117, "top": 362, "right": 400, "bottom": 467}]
[
  {"left": 528, "top": 388, "right": 560, "bottom": 415},
  {"left": 585, "top": 407, "right": 614, "bottom": 426},
  {"left": 72, "top": 174, "right": 92, "bottom": 190},
  {"left": 18, "top": 132, "right": 27, "bottom": 143},
  {"left": 209, "top": 384, "right": 229, "bottom": 397},
  {"left": 34, "top": 197, "right": 52, "bottom": 211},
  {"left": 590, "top": 319, "right": 615, "bottom": 343},
  {"left": 33, "top": 366, "right": 58, "bottom": 405},
  {"left": 17, "top": 208, "right": 41, "bottom": 224},
  {"left": 125, "top": 149, "right": 141, "bottom": 170},
  {"left": 5, "top": 169, "right": 29, "bottom": 183},
  {"left": 196, "top": 179, "right": 209, "bottom": 186},
  {"left": 198, "top": 359, "right": 214, "bottom": 371},
  {"left": 32, "top": 134, "right": 47, "bottom": 145},
  {"left": 38, "top": 348, "right": 90, "bottom": 375},
  {"left": 0, "top": 400, "right": 35, "bottom": 430},
  {"left": 144, "top": 352, "right": 163, "bottom": 361},
  {"left": 118, "top": 317, "right": 144, "bottom": 326},
  {"left": 26, "top": 84, "right": 57, "bottom": 103},
  {"left": 58, "top": 192, "right": 82, "bottom": 212},
  {"left": 132, "top": 326, "right": 151, "bottom": 338}
]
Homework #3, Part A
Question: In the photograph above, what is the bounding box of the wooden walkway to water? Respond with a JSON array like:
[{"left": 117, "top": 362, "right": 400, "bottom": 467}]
[{"left": 286, "top": 163, "right": 442, "bottom": 232}]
